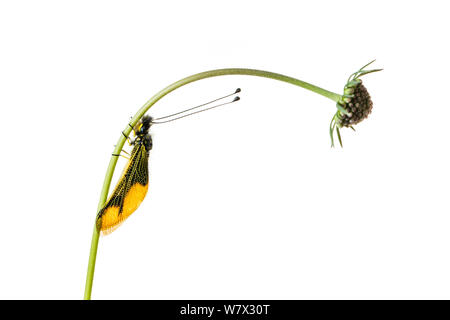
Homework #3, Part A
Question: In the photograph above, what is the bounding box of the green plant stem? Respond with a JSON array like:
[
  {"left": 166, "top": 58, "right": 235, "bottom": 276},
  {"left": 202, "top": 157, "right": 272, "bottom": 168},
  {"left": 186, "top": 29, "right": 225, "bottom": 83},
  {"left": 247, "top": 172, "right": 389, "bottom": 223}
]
[{"left": 83, "top": 68, "right": 341, "bottom": 299}]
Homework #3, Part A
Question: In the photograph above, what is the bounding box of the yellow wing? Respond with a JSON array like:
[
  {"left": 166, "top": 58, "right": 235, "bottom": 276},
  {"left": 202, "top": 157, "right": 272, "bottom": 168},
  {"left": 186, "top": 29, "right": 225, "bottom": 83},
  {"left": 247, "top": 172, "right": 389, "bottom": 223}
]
[{"left": 96, "top": 143, "right": 149, "bottom": 235}]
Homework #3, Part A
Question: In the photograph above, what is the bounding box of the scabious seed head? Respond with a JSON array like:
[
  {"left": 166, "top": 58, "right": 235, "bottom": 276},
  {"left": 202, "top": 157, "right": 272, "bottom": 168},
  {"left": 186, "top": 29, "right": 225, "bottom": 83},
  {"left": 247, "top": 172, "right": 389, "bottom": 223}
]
[
  {"left": 330, "top": 60, "right": 382, "bottom": 147},
  {"left": 337, "top": 80, "right": 373, "bottom": 127}
]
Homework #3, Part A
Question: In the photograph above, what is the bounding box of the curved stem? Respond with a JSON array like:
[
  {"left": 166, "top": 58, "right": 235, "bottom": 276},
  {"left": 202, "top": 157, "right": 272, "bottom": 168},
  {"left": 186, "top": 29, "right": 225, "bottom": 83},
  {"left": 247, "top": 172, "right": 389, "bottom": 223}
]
[{"left": 83, "top": 68, "right": 341, "bottom": 299}]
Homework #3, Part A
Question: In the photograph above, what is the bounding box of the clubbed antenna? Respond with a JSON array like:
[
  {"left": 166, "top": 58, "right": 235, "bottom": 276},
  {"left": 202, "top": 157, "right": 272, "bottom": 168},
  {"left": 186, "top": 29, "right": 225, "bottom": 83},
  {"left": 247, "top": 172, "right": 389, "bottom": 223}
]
[{"left": 151, "top": 89, "right": 241, "bottom": 124}]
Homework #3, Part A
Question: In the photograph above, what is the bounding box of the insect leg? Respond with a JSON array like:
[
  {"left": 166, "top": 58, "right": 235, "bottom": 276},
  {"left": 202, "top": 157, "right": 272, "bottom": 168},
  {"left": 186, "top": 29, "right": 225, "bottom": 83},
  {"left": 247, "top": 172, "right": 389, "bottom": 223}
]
[
  {"left": 112, "top": 153, "right": 130, "bottom": 160},
  {"left": 121, "top": 122, "right": 138, "bottom": 146},
  {"left": 121, "top": 149, "right": 131, "bottom": 156},
  {"left": 121, "top": 131, "right": 133, "bottom": 146}
]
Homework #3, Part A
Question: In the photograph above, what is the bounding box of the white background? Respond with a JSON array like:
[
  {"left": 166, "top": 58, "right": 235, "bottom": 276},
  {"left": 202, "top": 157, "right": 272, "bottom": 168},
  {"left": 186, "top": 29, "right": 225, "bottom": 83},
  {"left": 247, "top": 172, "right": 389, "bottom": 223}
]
[{"left": 0, "top": 0, "right": 449, "bottom": 300}]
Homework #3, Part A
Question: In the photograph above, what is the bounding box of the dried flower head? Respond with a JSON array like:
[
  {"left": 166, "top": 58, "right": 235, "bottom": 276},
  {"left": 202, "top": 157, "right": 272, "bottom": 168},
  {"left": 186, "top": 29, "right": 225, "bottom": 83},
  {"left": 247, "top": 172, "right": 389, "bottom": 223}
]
[{"left": 330, "top": 60, "right": 382, "bottom": 147}]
